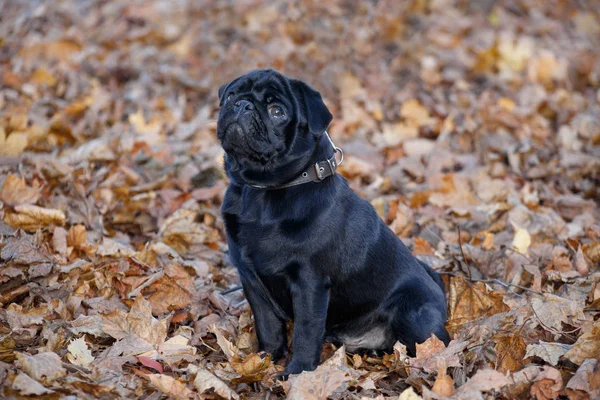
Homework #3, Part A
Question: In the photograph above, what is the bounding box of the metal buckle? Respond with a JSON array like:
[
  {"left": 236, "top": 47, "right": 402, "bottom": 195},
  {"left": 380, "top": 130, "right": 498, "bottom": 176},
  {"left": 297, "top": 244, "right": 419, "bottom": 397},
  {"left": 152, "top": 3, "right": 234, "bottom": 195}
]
[
  {"left": 324, "top": 131, "right": 344, "bottom": 166},
  {"left": 315, "top": 162, "right": 326, "bottom": 180}
]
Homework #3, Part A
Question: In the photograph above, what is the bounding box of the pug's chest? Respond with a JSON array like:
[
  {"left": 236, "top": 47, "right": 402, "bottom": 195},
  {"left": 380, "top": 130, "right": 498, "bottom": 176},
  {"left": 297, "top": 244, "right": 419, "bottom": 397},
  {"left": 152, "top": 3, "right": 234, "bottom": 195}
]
[{"left": 225, "top": 213, "right": 310, "bottom": 272}]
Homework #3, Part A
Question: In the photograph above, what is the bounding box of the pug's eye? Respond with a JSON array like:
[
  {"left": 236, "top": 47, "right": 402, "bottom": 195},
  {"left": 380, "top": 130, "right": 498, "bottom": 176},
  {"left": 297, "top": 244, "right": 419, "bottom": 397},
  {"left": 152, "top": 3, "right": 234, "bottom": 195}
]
[
  {"left": 226, "top": 93, "right": 233, "bottom": 103},
  {"left": 268, "top": 105, "right": 285, "bottom": 118}
]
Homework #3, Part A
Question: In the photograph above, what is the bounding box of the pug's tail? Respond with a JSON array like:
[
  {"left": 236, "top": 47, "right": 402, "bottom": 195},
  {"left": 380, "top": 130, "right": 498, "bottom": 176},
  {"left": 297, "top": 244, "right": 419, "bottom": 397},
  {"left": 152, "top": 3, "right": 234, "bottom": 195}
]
[{"left": 418, "top": 260, "right": 445, "bottom": 294}]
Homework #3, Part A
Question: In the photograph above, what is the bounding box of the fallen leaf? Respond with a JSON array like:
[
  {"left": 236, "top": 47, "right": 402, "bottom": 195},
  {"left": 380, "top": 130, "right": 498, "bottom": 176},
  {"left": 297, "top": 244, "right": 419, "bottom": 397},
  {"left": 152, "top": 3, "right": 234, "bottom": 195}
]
[
  {"left": 447, "top": 276, "right": 509, "bottom": 335},
  {"left": 101, "top": 296, "right": 169, "bottom": 347},
  {"left": 0, "top": 127, "right": 28, "bottom": 156},
  {"left": 146, "top": 373, "right": 193, "bottom": 400},
  {"left": 512, "top": 228, "right": 532, "bottom": 254},
  {"left": 287, "top": 366, "right": 351, "bottom": 400},
  {"left": 0, "top": 174, "right": 41, "bottom": 206},
  {"left": 16, "top": 352, "right": 66, "bottom": 384},
  {"left": 574, "top": 247, "right": 590, "bottom": 276},
  {"left": 566, "top": 358, "right": 600, "bottom": 400},
  {"left": 551, "top": 246, "right": 573, "bottom": 273},
  {"left": 530, "top": 366, "right": 563, "bottom": 400},
  {"left": 494, "top": 333, "right": 527, "bottom": 372},
  {"left": 525, "top": 342, "right": 572, "bottom": 366},
  {"left": 532, "top": 294, "right": 585, "bottom": 332},
  {"left": 67, "top": 337, "right": 94, "bottom": 367},
  {"left": 453, "top": 369, "right": 512, "bottom": 399},
  {"left": 194, "top": 368, "right": 240, "bottom": 400},
  {"left": 137, "top": 356, "right": 163, "bottom": 374},
  {"left": 231, "top": 353, "right": 272, "bottom": 383},
  {"left": 159, "top": 208, "right": 221, "bottom": 256},
  {"left": 144, "top": 263, "right": 197, "bottom": 314},
  {"left": 432, "top": 359, "right": 455, "bottom": 397},
  {"left": 409, "top": 338, "right": 467, "bottom": 373},
  {"left": 210, "top": 325, "right": 239, "bottom": 360},
  {"left": 565, "top": 320, "right": 600, "bottom": 365},
  {"left": 413, "top": 237, "right": 435, "bottom": 255},
  {"left": 96, "top": 237, "right": 135, "bottom": 257},
  {"left": 4, "top": 204, "right": 65, "bottom": 230},
  {"left": 416, "top": 334, "right": 446, "bottom": 359},
  {"left": 11, "top": 372, "right": 54, "bottom": 395},
  {"left": 398, "top": 386, "right": 423, "bottom": 399}
]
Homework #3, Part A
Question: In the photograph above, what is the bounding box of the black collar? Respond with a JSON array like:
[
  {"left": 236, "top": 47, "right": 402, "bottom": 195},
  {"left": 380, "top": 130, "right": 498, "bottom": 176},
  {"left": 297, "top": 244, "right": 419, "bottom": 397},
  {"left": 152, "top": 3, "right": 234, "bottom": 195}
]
[{"left": 249, "top": 132, "right": 344, "bottom": 190}]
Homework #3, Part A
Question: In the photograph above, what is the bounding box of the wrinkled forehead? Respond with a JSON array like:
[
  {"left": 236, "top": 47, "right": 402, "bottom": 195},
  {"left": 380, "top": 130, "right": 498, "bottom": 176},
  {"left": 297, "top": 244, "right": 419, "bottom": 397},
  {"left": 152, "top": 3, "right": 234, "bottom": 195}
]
[{"left": 232, "top": 70, "right": 291, "bottom": 100}]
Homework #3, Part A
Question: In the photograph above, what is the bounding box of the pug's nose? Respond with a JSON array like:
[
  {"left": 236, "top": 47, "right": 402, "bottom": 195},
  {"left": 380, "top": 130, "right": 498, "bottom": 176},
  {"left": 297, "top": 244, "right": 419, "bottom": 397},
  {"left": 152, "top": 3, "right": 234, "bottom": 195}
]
[{"left": 234, "top": 100, "right": 254, "bottom": 114}]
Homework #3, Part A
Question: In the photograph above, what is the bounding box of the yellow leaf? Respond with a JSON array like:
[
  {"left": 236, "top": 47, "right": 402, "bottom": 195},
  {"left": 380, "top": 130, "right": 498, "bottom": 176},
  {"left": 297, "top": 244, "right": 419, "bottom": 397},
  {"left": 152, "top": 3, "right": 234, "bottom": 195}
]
[
  {"left": 512, "top": 228, "right": 531, "bottom": 254},
  {"left": 4, "top": 205, "right": 65, "bottom": 231},
  {"left": 0, "top": 127, "right": 28, "bottom": 156},
  {"left": 0, "top": 174, "right": 41, "bottom": 206}
]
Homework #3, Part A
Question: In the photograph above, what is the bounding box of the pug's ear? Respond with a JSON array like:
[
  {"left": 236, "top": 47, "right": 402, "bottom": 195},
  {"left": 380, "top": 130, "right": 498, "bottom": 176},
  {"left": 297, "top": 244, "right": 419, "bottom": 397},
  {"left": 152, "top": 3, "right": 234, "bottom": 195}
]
[{"left": 290, "top": 79, "right": 332, "bottom": 136}]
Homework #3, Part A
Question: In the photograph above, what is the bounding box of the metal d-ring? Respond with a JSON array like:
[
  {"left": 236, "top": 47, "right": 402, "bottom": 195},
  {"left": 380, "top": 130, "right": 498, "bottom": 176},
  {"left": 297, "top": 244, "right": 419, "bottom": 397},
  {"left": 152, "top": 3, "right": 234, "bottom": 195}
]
[{"left": 324, "top": 131, "right": 344, "bottom": 166}]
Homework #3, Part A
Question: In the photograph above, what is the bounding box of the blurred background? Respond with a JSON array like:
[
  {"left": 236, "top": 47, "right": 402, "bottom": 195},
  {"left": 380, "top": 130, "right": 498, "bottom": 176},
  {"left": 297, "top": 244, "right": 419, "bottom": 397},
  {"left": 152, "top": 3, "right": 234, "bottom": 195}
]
[{"left": 1, "top": 1, "right": 600, "bottom": 398}]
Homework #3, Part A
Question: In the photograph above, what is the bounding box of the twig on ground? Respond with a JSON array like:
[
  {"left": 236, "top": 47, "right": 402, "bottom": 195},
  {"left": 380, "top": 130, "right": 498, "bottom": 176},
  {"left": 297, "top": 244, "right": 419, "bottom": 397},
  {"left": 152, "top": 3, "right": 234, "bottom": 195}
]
[
  {"left": 221, "top": 285, "right": 243, "bottom": 295},
  {"left": 438, "top": 271, "right": 544, "bottom": 296}
]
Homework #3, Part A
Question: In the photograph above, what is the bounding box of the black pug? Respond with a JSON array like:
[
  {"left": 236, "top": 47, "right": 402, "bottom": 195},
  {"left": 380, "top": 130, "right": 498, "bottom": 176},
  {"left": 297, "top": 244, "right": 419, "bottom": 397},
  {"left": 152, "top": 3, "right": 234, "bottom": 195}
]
[{"left": 217, "top": 69, "right": 449, "bottom": 376}]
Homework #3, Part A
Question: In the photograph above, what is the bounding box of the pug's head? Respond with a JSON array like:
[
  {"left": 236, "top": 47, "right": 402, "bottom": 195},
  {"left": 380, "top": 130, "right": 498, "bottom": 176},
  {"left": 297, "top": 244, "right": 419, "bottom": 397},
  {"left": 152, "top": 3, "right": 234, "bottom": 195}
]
[{"left": 217, "top": 69, "right": 332, "bottom": 186}]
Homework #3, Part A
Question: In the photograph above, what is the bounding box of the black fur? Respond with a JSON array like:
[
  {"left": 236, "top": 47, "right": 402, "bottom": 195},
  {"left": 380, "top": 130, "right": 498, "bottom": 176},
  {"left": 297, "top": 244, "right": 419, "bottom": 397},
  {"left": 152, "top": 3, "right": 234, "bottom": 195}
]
[{"left": 217, "top": 69, "right": 449, "bottom": 375}]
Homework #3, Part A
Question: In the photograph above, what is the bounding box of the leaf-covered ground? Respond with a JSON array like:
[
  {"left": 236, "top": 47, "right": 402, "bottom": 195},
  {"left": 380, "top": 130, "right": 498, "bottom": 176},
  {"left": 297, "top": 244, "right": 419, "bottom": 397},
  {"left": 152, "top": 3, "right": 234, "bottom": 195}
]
[{"left": 1, "top": 1, "right": 599, "bottom": 399}]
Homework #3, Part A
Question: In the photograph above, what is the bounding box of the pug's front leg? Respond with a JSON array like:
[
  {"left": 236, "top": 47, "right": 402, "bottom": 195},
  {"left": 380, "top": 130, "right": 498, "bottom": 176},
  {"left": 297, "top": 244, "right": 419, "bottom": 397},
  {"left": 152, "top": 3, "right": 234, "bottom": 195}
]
[
  {"left": 240, "top": 278, "right": 288, "bottom": 361},
  {"left": 284, "top": 269, "right": 330, "bottom": 375}
]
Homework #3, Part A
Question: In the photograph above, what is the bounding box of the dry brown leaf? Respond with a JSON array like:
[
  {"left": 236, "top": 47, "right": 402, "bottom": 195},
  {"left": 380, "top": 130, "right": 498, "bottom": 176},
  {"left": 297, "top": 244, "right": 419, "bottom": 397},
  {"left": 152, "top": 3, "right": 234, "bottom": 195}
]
[
  {"left": 159, "top": 208, "right": 221, "bottom": 256},
  {"left": 566, "top": 359, "right": 600, "bottom": 400},
  {"left": 101, "top": 296, "right": 168, "bottom": 347},
  {"left": 493, "top": 333, "right": 527, "bottom": 372},
  {"left": 144, "top": 263, "right": 197, "bottom": 314},
  {"left": 1, "top": 234, "right": 50, "bottom": 264},
  {"left": 413, "top": 237, "right": 435, "bottom": 255},
  {"left": 551, "top": 246, "right": 573, "bottom": 273},
  {"left": 532, "top": 294, "right": 585, "bottom": 332},
  {"left": 525, "top": 342, "right": 572, "bottom": 366},
  {"left": 287, "top": 366, "right": 351, "bottom": 400},
  {"left": 583, "top": 242, "right": 600, "bottom": 264},
  {"left": 127, "top": 295, "right": 169, "bottom": 346},
  {"left": 67, "top": 224, "right": 88, "bottom": 250},
  {"left": 0, "top": 174, "right": 41, "bottom": 206},
  {"left": 194, "top": 368, "right": 240, "bottom": 400},
  {"left": 158, "top": 334, "right": 197, "bottom": 361},
  {"left": 96, "top": 237, "right": 135, "bottom": 257},
  {"left": 431, "top": 359, "right": 455, "bottom": 397},
  {"left": 530, "top": 366, "right": 563, "bottom": 400},
  {"left": 210, "top": 325, "right": 239, "bottom": 360},
  {"left": 409, "top": 339, "right": 467, "bottom": 373},
  {"left": 416, "top": 334, "right": 446, "bottom": 359},
  {"left": 574, "top": 247, "right": 590, "bottom": 276},
  {"left": 16, "top": 352, "right": 66, "bottom": 385},
  {"left": 453, "top": 369, "right": 511, "bottom": 398},
  {"left": 447, "top": 276, "right": 509, "bottom": 335},
  {"left": 146, "top": 373, "right": 193, "bottom": 400},
  {"left": 565, "top": 320, "right": 600, "bottom": 365},
  {"left": 4, "top": 204, "right": 65, "bottom": 230},
  {"left": 101, "top": 309, "right": 130, "bottom": 340},
  {"left": 11, "top": 372, "right": 53, "bottom": 395},
  {"left": 0, "top": 127, "right": 28, "bottom": 156},
  {"left": 231, "top": 353, "right": 272, "bottom": 383}
]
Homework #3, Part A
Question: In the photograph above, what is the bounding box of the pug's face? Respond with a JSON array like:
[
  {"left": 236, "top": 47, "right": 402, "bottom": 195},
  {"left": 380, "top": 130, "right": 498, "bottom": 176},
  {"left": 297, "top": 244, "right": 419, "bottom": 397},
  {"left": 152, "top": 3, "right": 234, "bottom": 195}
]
[{"left": 216, "top": 69, "right": 332, "bottom": 185}]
